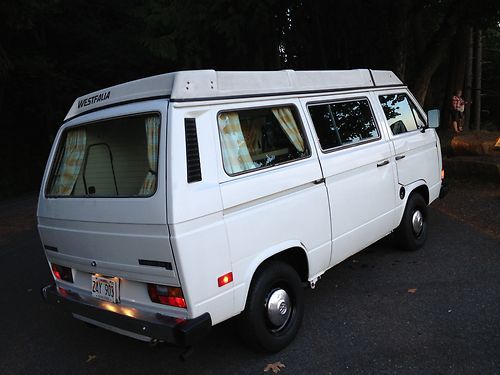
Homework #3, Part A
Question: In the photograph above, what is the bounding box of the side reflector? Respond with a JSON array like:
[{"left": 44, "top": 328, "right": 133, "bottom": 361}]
[
  {"left": 441, "top": 168, "right": 445, "bottom": 180},
  {"left": 217, "top": 272, "right": 233, "bottom": 287},
  {"left": 51, "top": 264, "right": 73, "bottom": 283}
]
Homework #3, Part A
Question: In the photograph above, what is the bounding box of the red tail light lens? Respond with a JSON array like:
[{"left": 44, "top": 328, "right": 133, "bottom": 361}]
[
  {"left": 147, "top": 284, "right": 187, "bottom": 308},
  {"left": 51, "top": 264, "right": 73, "bottom": 283}
]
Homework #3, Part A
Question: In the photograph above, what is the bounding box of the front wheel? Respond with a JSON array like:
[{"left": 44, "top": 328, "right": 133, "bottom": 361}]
[
  {"left": 238, "top": 261, "right": 304, "bottom": 352},
  {"left": 395, "top": 193, "right": 428, "bottom": 251}
]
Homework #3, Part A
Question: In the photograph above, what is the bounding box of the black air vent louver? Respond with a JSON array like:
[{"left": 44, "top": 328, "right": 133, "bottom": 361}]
[{"left": 185, "top": 118, "right": 202, "bottom": 183}]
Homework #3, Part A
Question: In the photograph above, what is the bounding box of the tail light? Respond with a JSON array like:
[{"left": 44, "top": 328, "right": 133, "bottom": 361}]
[
  {"left": 51, "top": 263, "right": 73, "bottom": 283},
  {"left": 147, "top": 284, "right": 187, "bottom": 308},
  {"left": 441, "top": 168, "right": 445, "bottom": 180}
]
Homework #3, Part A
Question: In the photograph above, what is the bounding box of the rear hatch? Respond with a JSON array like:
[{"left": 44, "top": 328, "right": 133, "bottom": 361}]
[{"left": 38, "top": 106, "right": 180, "bottom": 294}]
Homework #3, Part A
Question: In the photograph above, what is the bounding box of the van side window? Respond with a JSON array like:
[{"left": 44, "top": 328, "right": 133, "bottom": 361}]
[
  {"left": 379, "top": 94, "right": 423, "bottom": 135},
  {"left": 217, "top": 106, "right": 310, "bottom": 175},
  {"left": 308, "top": 99, "right": 379, "bottom": 150}
]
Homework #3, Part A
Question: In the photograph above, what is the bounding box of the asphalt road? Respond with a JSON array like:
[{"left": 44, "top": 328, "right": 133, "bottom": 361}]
[{"left": 0, "top": 207, "right": 499, "bottom": 374}]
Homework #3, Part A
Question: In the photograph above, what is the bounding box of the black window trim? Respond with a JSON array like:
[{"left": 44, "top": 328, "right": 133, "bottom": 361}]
[
  {"left": 45, "top": 111, "right": 162, "bottom": 199},
  {"left": 408, "top": 97, "right": 427, "bottom": 129},
  {"left": 216, "top": 103, "right": 312, "bottom": 178},
  {"left": 306, "top": 96, "right": 383, "bottom": 154}
]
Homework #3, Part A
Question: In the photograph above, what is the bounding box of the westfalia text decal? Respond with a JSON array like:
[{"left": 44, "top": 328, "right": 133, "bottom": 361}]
[{"left": 78, "top": 91, "right": 111, "bottom": 109}]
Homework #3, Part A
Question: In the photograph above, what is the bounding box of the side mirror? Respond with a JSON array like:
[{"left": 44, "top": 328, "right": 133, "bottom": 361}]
[{"left": 427, "top": 109, "right": 440, "bottom": 129}]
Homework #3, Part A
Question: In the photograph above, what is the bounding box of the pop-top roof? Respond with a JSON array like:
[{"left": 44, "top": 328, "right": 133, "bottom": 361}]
[{"left": 64, "top": 69, "right": 403, "bottom": 121}]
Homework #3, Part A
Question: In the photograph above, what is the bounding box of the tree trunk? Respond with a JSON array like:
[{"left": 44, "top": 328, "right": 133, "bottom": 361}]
[
  {"left": 412, "top": 1, "right": 466, "bottom": 105},
  {"left": 463, "top": 26, "right": 473, "bottom": 131},
  {"left": 392, "top": 0, "right": 413, "bottom": 81},
  {"left": 453, "top": 26, "right": 467, "bottom": 91},
  {"left": 311, "top": 1, "right": 328, "bottom": 69},
  {"left": 0, "top": 44, "right": 11, "bottom": 115},
  {"left": 473, "top": 28, "right": 482, "bottom": 130}
]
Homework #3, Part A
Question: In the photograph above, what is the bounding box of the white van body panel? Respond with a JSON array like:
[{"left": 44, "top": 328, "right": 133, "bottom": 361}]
[{"left": 163, "top": 104, "right": 235, "bottom": 323}]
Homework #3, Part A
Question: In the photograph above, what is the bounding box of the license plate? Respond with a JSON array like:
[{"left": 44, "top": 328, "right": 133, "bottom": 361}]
[{"left": 91, "top": 275, "right": 120, "bottom": 303}]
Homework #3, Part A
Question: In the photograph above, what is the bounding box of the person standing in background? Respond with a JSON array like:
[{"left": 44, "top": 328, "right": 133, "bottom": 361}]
[{"left": 451, "top": 90, "right": 466, "bottom": 134}]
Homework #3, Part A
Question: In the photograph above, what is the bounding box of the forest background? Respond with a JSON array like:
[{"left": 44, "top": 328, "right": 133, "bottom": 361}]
[{"left": 1, "top": 0, "right": 499, "bottom": 199}]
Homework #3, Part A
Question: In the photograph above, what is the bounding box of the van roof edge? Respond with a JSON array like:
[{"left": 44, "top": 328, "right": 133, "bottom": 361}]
[{"left": 64, "top": 69, "right": 403, "bottom": 122}]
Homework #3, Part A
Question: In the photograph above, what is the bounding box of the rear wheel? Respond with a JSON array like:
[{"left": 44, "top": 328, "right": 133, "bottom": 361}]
[
  {"left": 395, "top": 193, "right": 428, "bottom": 251},
  {"left": 238, "top": 261, "right": 304, "bottom": 352}
]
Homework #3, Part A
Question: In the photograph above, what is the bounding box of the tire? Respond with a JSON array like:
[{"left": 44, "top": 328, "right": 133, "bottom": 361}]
[
  {"left": 395, "top": 193, "right": 428, "bottom": 251},
  {"left": 238, "top": 261, "right": 304, "bottom": 353}
]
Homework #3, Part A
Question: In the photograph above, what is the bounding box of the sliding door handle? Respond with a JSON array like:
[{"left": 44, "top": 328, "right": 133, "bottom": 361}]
[
  {"left": 377, "top": 160, "right": 390, "bottom": 167},
  {"left": 313, "top": 178, "right": 325, "bottom": 185},
  {"left": 395, "top": 155, "right": 406, "bottom": 161}
]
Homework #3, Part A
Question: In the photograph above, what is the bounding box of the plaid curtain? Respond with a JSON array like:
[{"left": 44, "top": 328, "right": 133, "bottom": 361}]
[
  {"left": 139, "top": 115, "right": 160, "bottom": 195},
  {"left": 51, "top": 128, "right": 87, "bottom": 195},
  {"left": 272, "top": 107, "right": 305, "bottom": 152},
  {"left": 218, "top": 112, "right": 255, "bottom": 174}
]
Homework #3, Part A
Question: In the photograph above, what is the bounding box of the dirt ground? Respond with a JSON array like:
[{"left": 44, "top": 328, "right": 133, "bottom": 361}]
[{"left": 433, "top": 178, "right": 500, "bottom": 241}]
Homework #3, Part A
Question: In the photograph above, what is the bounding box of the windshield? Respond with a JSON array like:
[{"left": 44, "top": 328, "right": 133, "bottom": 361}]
[{"left": 46, "top": 113, "right": 160, "bottom": 198}]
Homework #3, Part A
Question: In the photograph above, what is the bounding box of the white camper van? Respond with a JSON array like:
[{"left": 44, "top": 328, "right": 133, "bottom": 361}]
[{"left": 39, "top": 69, "right": 445, "bottom": 352}]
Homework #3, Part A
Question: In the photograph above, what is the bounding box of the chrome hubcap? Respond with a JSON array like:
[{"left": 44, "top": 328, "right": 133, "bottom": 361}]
[
  {"left": 412, "top": 210, "right": 424, "bottom": 236},
  {"left": 266, "top": 288, "right": 292, "bottom": 329}
]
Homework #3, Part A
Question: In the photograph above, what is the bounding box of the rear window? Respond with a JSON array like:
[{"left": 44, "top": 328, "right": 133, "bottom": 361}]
[{"left": 46, "top": 113, "right": 160, "bottom": 197}]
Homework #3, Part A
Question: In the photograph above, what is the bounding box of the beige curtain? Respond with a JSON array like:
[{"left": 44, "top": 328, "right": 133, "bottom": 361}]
[
  {"left": 51, "top": 128, "right": 87, "bottom": 195},
  {"left": 272, "top": 107, "right": 305, "bottom": 152},
  {"left": 218, "top": 112, "right": 255, "bottom": 174},
  {"left": 139, "top": 116, "right": 160, "bottom": 195}
]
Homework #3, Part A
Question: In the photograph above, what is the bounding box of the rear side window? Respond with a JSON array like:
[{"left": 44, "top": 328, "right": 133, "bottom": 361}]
[
  {"left": 308, "top": 99, "right": 379, "bottom": 150},
  {"left": 47, "top": 113, "right": 160, "bottom": 197},
  {"left": 217, "top": 106, "right": 310, "bottom": 175},
  {"left": 379, "top": 94, "right": 424, "bottom": 135}
]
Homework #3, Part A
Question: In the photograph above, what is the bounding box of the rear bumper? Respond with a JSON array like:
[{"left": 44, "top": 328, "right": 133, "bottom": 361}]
[{"left": 41, "top": 284, "right": 211, "bottom": 346}]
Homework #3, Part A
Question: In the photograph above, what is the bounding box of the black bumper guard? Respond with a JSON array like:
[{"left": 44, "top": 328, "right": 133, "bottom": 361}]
[{"left": 41, "top": 284, "right": 211, "bottom": 347}]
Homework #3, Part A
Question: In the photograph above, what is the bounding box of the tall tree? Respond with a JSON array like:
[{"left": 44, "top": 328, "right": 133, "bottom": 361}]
[
  {"left": 411, "top": 1, "right": 467, "bottom": 104},
  {"left": 463, "top": 26, "right": 473, "bottom": 131},
  {"left": 472, "top": 28, "right": 482, "bottom": 130}
]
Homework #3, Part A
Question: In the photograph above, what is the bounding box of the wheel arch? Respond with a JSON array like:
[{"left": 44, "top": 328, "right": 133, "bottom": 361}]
[
  {"left": 395, "top": 180, "right": 429, "bottom": 227},
  {"left": 411, "top": 184, "right": 429, "bottom": 205},
  {"left": 236, "top": 244, "right": 309, "bottom": 313}
]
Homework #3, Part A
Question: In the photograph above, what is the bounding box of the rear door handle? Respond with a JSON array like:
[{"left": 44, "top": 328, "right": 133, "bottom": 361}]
[
  {"left": 377, "top": 160, "right": 389, "bottom": 167},
  {"left": 395, "top": 155, "right": 406, "bottom": 161}
]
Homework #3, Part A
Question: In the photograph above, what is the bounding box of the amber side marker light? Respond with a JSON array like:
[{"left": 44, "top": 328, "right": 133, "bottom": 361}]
[
  {"left": 51, "top": 263, "right": 73, "bottom": 283},
  {"left": 217, "top": 272, "right": 233, "bottom": 287},
  {"left": 441, "top": 168, "right": 445, "bottom": 180}
]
